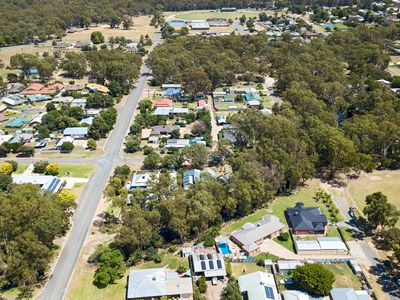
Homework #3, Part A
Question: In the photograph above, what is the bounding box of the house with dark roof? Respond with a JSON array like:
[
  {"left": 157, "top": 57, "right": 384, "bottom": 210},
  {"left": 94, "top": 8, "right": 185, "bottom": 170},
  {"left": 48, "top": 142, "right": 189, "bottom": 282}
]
[{"left": 285, "top": 202, "right": 328, "bottom": 235}]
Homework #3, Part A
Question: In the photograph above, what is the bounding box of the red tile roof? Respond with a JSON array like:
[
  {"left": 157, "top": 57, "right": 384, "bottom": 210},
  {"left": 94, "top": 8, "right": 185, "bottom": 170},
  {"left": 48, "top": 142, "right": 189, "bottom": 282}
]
[
  {"left": 198, "top": 100, "right": 207, "bottom": 106},
  {"left": 22, "top": 83, "right": 64, "bottom": 95},
  {"left": 155, "top": 98, "right": 173, "bottom": 107}
]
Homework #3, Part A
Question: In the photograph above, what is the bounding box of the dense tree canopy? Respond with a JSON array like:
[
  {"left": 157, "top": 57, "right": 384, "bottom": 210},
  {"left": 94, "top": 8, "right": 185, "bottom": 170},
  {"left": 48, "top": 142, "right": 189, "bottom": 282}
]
[{"left": 0, "top": 184, "right": 74, "bottom": 290}]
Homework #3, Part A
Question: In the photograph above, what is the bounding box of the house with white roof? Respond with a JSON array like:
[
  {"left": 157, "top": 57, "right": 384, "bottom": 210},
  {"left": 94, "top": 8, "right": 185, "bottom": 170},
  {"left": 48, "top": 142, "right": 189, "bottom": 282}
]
[
  {"left": 127, "top": 268, "right": 193, "bottom": 300},
  {"left": 277, "top": 260, "right": 303, "bottom": 273},
  {"left": 282, "top": 290, "right": 310, "bottom": 300},
  {"left": 183, "top": 168, "right": 216, "bottom": 190},
  {"left": 238, "top": 271, "right": 280, "bottom": 300},
  {"left": 129, "top": 173, "right": 153, "bottom": 190},
  {"left": 190, "top": 253, "right": 226, "bottom": 279},
  {"left": 12, "top": 175, "right": 63, "bottom": 193},
  {"left": 230, "top": 215, "right": 286, "bottom": 255},
  {"left": 63, "top": 127, "right": 88, "bottom": 139},
  {"left": 330, "top": 288, "right": 371, "bottom": 300}
]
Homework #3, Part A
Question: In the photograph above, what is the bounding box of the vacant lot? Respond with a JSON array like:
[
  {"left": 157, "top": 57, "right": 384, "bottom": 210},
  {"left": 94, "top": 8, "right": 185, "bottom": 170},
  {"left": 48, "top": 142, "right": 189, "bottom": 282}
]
[
  {"left": 64, "top": 16, "right": 156, "bottom": 43},
  {"left": 324, "top": 263, "right": 363, "bottom": 289},
  {"left": 58, "top": 164, "right": 97, "bottom": 178},
  {"left": 174, "top": 10, "right": 273, "bottom": 20},
  {"left": 346, "top": 170, "right": 400, "bottom": 211},
  {"left": 231, "top": 262, "right": 265, "bottom": 277}
]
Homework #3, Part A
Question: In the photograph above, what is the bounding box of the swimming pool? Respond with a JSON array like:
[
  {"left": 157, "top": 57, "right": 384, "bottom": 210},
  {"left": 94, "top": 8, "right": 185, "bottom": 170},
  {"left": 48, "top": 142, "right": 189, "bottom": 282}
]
[{"left": 218, "top": 242, "right": 231, "bottom": 255}]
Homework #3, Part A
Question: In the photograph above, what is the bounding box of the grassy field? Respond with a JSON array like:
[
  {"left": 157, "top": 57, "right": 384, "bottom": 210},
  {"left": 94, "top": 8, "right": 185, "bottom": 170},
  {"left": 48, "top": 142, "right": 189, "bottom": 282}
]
[
  {"left": 220, "top": 208, "right": 269, "bottom": 235},
  {"left": 231, "top": 262, "right": 266, "bottom": 277},
  {"left": 271, "top": 179, "right": 342, "bottom": 224},
  {"left": 324, "top": 263, "right": 363, "bottom": 289},
  {"left": 14, "top": 164, "right": 28, "bottom": 174},
  {"left": 347, "top": 170, "right": 400, "bottom": 211},
  {"left": 58, "top": 164, "right": 96, "bottom": 178},
  {"left": 174, "top": 10, "right": 273, "bottom": 20}
]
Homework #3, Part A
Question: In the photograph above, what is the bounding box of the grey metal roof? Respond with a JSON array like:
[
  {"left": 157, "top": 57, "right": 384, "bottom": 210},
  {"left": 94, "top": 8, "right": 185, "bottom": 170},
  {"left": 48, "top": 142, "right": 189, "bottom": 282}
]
[
  {"left": 127, "top": 268, "right": 193, "bottom": 299},
  {"left": 231, "top": 215, "right": 285, "bottom": 253},
  {"left": 330, "top": 288, "right": 369, "bottom": 300},
  {"left": 238, "top": 271, "right": 279, "bottom": 300},
  {"left": 286, "top": 202, "right": 327, "bottom": 231},
  {"left": 63, "top": 127, "right": 88, "bottom": 136}
]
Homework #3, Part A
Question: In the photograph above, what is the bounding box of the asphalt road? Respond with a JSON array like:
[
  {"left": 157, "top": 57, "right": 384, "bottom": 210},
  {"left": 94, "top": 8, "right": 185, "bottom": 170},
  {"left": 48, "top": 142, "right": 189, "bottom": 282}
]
[{"left": 37, "top": 37, "right": 162, "bottom": 300}]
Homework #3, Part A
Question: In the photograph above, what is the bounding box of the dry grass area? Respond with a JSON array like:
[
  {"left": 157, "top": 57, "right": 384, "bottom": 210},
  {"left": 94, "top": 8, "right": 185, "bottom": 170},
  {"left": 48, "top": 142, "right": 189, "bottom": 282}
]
[
  {"left": 64, "top": 16, "right": 157, "bottom": 43},
  {"left": 0, "top": 43, "right": 52, "bottom": 67},
  {"left": 345, "top": 170, "right": 400, "bottom": 212}
]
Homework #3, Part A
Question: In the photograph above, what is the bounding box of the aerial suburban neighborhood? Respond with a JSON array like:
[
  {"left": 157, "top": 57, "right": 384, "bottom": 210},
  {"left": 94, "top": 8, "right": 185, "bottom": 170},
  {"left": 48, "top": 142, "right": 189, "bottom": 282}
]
[{"left": 1, "top": 1, "right": 400, "bottom": 300}]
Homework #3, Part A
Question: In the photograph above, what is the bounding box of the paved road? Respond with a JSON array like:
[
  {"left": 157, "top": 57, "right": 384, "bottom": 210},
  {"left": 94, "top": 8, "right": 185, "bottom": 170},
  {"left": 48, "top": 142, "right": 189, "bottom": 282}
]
[{"left": 37, "top": 36, "right": 162, "bottom": 300}]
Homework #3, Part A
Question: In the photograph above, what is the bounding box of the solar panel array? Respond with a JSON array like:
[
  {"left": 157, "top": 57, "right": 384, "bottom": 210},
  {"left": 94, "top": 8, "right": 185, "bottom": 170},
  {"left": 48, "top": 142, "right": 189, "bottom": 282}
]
[{"left": 264, "top": 286, "right": 275, "bottom": 299}]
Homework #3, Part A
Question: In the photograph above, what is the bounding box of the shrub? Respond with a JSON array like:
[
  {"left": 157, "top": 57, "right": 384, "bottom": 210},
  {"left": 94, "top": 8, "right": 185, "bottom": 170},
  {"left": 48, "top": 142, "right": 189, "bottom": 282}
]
[
  {"left": 60, "top": 142, "right": 74, "bottom": 152},
  {"left": 33, "top": 161, "right": 49, "bottom": 173},
  {"left": 196, "top": 276, "right": 207, "bottom": 293},
  {"left": 292, "top": 263, "right": 334, "bottom": 296},
  {"left": 45, "top": 163, "right": 59, "bottom": 176},
  {"left": 0, "top": 162, "right": 13, "bottom": 175},
  {"left": 279, "top": 232, "right": 290, "bottom": 241},
  {"left": 5, "top": 160, "right": 18, "bottom": 172}
]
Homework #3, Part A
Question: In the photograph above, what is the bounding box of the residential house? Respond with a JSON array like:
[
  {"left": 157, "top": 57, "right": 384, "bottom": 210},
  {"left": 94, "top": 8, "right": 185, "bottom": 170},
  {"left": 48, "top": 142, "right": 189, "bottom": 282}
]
[
  {"left": 63, "top": 127, "right": 88, "bottom": 138},
  {"left": 330, "top": 288, "right": 371, "bottom": 300},
  {"left": 247, "top": 100, "right": 261, "bottom": 109},
  {"left": 74, "top": 41, "right": 92, "bottom": 49},
  {"left": 129, "top": 173, "right": 153, "bottom": 190},
  {"left": 86, "top": 83, "right": 109, "bottom": 94},
  {"left": 230, "top": 215, "right": 286, "bottom": 255},
  {"left": 127, "top": 268, "right": 193, "bottom": 300},
  {"left": 221, "top": 7, "right": 237, "bottom": 12},
  {"left": 243, "top": 92, "right": 261, "bottom": 101},
  {"left": 53, "top": 42, "right": 73, "bottom": 49},
  {"left": 282, "top": 290, "right": 310, "bottom": 300},
  {"left": 2, "top": 95, "right": 28, "bottom": 106},
  {"left": 286, "top": 202, "right": 328, "bottom": 235},
  {"left": 190, "top": 253, "right": 226, "bottom": 279},
  {"left": 22, "top": 83, "right": 64, "bottom": 95},
  {"left": 154, "top": 98, "right": 173, "bottom": 108},
  {"left": 164, "top": 88, "right": 181, "bottom": 98},
  {"left": 197, "top": 99, "right": 208, "bottom": 109},
  {"left": 183, "top": 168, "right": 216, "bottom": 190},
  {"left": 7, "top": 83, "right": 24, "bottom": 94},
  {"left": 151, "top": 125, "right": 180, "bottom": 137},
  {"left": 27, "top": 94, "right": 52, "bottom": 102},
  {"left": 0, "top": 135, "right": 13, "bottom": 144},
  {"left": 70, "top": 98, "right": 87, "bottom": 108},
  {"left": 64, "top": 83, "right": 85, "bottom": 92},
  {"left": 0, "top": 114, "right": 8, "bottom": 123},
  {"left": 84, "top": 109, "right": 101, "bottom": 117},
  {"left": 216, "top": 115, "right": 227, "bottom": 125},
  {"left": 12, "top": 175, "right": 63, "bottom": 193},
  {"left": 79, "top": 117, "right": 93, "bottom": 126},
  {"left": 9, "top": 133, "right": 33, "bottom": 144},
  {"left": 5, "top": 117, "right": 32, "bottom": 128},
  {"left": 162, "top": 84, "right": 182, "bottom": 90},
  {"left": 238, "top": 271, "right": 279, "bottom": 300},
  {"left": 56, "top": 136, "right": 74, "bottom": 150},
  {"left": 220, "top": 124, "right": 237, "bottom": 144},
  {"left": 166, "top": 139, "right": 190, "bottom": 149}
]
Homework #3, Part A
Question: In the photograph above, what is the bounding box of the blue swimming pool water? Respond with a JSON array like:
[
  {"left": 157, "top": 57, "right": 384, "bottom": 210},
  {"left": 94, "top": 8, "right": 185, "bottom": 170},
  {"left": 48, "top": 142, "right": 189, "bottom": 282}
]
[
  {"left": 322, "top": 23, "right": 336, "bottom": 29},
  {"left": 218, "top": 242, "right": 231, "bottom": 255}
]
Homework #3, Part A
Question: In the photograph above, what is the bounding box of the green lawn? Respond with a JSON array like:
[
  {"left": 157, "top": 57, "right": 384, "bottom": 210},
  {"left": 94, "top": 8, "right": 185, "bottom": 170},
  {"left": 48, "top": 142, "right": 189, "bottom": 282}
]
[
  {"left": 338, "top": 227, "right": 356, "bottom": 241},
  {"left": 255, "top": 252, "right": 280, "bottom": 261},
  {"left": 324, "top": 263, "right": 363, "bottom": 289},
  {"left": 220, "top": 208, "right": 269, "bottom": 235},
  {"left": 135, "top": 254, "right": 188, "bottom": 270},
  {"left": 58, "top": 164, "right": 97, "bottom": 178},
  {"left": 327, "top": 227, "right": 341, "bottom": 238},
  {"left": 271, "top": 180, "right": 343, "bottom": 224},
  {"left": 273, "top": 236, "right": 296, "bottom": 253},
  {"left": 175, "top": 10, "right": 273, "bottom": 20},
  {"left": 231, "top": 262, "right": 266, "bottom": 278},
  {"left": 14, "top": 164, "right": 28, "bottom": 174}
]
